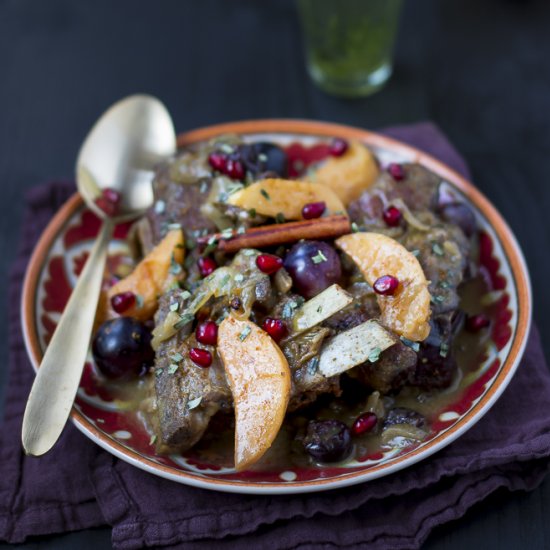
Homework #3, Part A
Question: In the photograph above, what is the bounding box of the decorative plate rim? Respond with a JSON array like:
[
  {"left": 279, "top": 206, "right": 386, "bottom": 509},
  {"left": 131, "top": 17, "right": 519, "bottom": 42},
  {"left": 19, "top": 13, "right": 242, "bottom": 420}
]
[{"left": 21, "top": 118, "right": 532, "bottom": 494}]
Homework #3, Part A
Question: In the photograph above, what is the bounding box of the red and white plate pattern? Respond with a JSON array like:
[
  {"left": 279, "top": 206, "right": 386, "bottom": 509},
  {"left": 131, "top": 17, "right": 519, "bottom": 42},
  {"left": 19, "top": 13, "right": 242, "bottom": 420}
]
[{"left": 23, "top": 121, "right": 531, "bottom": 494}]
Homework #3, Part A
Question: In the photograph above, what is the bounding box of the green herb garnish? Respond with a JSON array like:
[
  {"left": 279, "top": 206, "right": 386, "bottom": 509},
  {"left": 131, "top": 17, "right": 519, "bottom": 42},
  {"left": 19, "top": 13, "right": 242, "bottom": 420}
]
[
  {"left": 239, "top": 325, "right": 252, "bottom": 341},
  {"left": 311, "top": 250, "right": 328, "bottom": 264},
  {"left": 135, "top": 294, "right": 144, "bottom": 309},
  {"left": 234, "top": 273, "right": 245, "bottom": 283},
  {"left": 149, "top": 434, "right": 157, "bottom": 445},
  {"left": 168, "top": 364, "right": 179, "bottom": 374},
  {"left": 351, "top": 222, "right": 360, "bottom": 233},
  {"left": 411, "top": 249, "right": 420, "bottom": 257},
  {"left": 174, "top": 313, "right": 194, "bottom": 330},
  {"left": 154, "top": 200, "right": 166, "bottom": 214},
  {"left": 275, "top": 212, "right": 285, "bottom": 224},
  {"left": 440, "top": 342, "right": 449, "bottom": 358},
  {"left": 169, "top": 302, "right": 179, "bottom": 312},
  {"left": 431, "top": 242, "right": 444, "bottom": 256},
  {"left": 248, "top": 208, "right": 257, "bottom": 218},
  {"left": 260, "top": 189, "right": 270, "bottom": 200},
  {"left": 368, "top": 347, "right": 382, "bottom": 363},
  {"left": 306, "top": 356, "right": 320, "bottom": 375},
  {"left": 170, "top": 352, "right": 183, "bottom": 362},
  {"left": 400, "top": 336, "right": 420, "bottom": 352},
  {"left": 169, "top": 252, "right": 183, "bottom": 275}
]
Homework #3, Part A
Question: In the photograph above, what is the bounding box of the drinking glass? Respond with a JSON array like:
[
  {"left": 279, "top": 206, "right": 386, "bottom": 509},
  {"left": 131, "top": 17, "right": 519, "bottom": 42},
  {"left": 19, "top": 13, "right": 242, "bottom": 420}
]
[{"left": 297, "top": 0, "right": 403, "bottom": 98}]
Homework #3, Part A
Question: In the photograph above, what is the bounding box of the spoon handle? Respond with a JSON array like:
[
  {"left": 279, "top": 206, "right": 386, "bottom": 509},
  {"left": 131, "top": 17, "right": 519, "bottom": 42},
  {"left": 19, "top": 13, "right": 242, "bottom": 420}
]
[{"left": 22, "top": 219, "right": 114, "bottom": 456}]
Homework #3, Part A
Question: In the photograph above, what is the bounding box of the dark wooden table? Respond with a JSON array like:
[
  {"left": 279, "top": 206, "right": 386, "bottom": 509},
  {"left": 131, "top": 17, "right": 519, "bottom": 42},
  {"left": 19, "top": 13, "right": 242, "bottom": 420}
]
[{"left": 1, "top": 0, "right": 549, "bottom": 548}]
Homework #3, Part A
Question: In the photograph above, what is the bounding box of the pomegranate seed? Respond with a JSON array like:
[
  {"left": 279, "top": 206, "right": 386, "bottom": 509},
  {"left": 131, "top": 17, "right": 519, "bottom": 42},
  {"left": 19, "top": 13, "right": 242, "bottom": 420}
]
[
  {"left": 208, "top": 152, "right": 228, "bottom": 172},
  {"left": 102, "top": 187, "right": 121, "bottom": 205},
  {"left": 262, "top": 318, "right": 287, "bottom": 343},
  {"left": 95, "top": 188, "right": 122, "bottom": 217},
  {"left": 225, "top": 159, "right": 245, "bottom": 180},
  {"left": 329, "top": 138, "right": 349, "bottom": 157},
  {"left": 110, "top": 291, "right": 136, "bottom": 313},
  {"left": 351, "top": 412, "right": 378, "bottom": 436},
  {"left": 373, "top": 275, "right": 399, "bottom": 296},
  {"left": 189, "top": 347, "right": 212, "bottom": 368},
  {"left": 198, "top": 257, "right": 217, "bottom": 277},
  {"left": 465, "top": 314, "right": 490, "bottom": 332},
  {"left": 302, "top": 201, "right": 326, "bottom": 220},
  {"left": 387, "top": 163, "right": 405, "bottom": 181},
  {"left": 196, "top": 320, "right": 218, "bottom": 346},
  {"left": 256, "top": 254, "right": 283, "bottom": 275},
  {"left": 383, "top": 206, "right": 402, "bottom": 227}
]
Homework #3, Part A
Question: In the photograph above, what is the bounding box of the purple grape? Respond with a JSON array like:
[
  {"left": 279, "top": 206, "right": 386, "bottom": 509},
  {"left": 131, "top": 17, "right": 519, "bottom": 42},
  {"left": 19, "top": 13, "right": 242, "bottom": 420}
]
[
  {"left": 92, "top": 317, "right": 154, "bottom": 380},
  {"left": 283, "top": 241, "right": 342, "bottom": 299},
  {"left": 303, "top": 420, "right": 352, "bottom": 463}
]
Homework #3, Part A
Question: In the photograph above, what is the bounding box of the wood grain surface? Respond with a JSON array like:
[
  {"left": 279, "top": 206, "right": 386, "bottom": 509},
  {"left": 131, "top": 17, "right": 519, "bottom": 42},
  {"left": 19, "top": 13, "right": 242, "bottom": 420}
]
[{"left": 0, "top": 0, "right": 549, "bottom": 548}]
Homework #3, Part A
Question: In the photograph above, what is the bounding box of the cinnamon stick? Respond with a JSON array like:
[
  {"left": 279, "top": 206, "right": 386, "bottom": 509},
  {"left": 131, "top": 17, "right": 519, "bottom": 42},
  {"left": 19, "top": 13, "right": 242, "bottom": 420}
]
[{"left": 198, "top": 215, "right": 351, "bottom": 253}]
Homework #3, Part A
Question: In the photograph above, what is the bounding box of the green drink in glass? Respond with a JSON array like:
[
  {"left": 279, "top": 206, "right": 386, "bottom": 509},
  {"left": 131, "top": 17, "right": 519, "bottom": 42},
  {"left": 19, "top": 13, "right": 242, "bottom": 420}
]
[{"left": 297, "top": 0, "right": 403, "bottom": 98}]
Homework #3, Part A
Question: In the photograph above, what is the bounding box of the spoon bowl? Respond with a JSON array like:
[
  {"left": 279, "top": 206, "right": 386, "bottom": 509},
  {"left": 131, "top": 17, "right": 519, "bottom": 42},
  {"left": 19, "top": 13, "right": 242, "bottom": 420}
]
[
  {"left": 21, "top": 95, "right": 176, "bottom": 456},
  {"left": 77, "top": 94, "right": 176, "bottom": 221}
]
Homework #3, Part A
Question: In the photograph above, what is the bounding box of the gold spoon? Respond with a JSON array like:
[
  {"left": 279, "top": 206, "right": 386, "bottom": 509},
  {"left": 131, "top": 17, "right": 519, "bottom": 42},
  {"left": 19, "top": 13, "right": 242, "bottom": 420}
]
[{"left": 22, "top": 95, "right": 176, "bottom": 456}]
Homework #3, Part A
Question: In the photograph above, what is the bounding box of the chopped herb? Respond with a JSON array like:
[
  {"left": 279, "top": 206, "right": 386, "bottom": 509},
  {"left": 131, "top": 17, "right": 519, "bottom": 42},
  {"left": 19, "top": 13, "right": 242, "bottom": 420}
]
[
  {"left": 258, "top": 153, "right": 268, "bottom": 162},
  {"left": 351, "top": 222, "right": 360, "bottom": 233},
  {"left": 155, "top": 368, "right": 164, "bottom": 377},
  {"left": 248, "top": 208, "right": 256, "bottom": 218},
  {"left": 234, "top": 273, "right": 244, "bottom": 283},
  {"left": 179, "top": 290, "right": 191, "bottom": 301},
  {"left": 227, "top": 182, "right": 244, "bottom": 196},
  {"left": 243, "top": 249, "right": 256, "bottom": 256},
  {"left": 202, "top": 243, "right": 217, "bottom": 256},
  {"left": 317, "top": 305, "right": 323, "bottom": 313},
  {"left": 368, "top": 347, "right": 382, "bottom": 363},
  {"left": 154, "top": 200, "right": 166, "bottom": 214},
  {"left": 169, "top": 302, "right": 179, "bottom": 312},
  {"left": 220, "top": 228, "right": 235, "bottom": 240},
  {"left": 306, "top": 356, "right": 320, "bottom": 375},
  {"left": 237, "top": 226, "right": 246, "bottom": 235},
  {"left": 187, "top": 396, "right": 203, "bottom": 410},
  {"left": 218, "top": 192, "right": 228, "bottom": 203},
  {"left": 168, "top": 364, "right": 179, "bottom": 374},
  {"left": 167, "top": 222, "right": 181, "bottom": 231},
  {"left": 149, "top": 434, "right": 157, "bottom": 445},
  {"left": 207, "top": 235, "right": 218, "bottom": 246},
  {"left": 170, "top": 352, "right": 183, "bottom": 362},
  {"left": 260, "top": 188, "right": 270, "bottom": 200},
  {"left": 440, "top": 342, "right": 449, "bottom": 358},
  {"left": 431, "top": 295, "right": 445, "bottom": 304},
  {"left": 220, "top": 143, "right": 234, "bottom": 154},
  {"left": 169, "top": 252, "right": 183, "bottom": 275},
  {"left": 175, "top": 243, "right": 185, "bottom": 249},
  {"left": 311, "top": 250, "right": 328, "bottom": 264},
  {"left": 411, "top": 249, "right": 420, "bottom": 257},
  {"left": 281, "top": 298, "right": 303, "bottom": 319},
  {"left": 174, "top": 313, "right": 194, "bottom": 330},
  {"left": 439, "top": 280, "right": 451, "bottom": 289},
  {"left": 135, "top": 294, "right": 144, "bottom": 309},
  {"left": 200, "top": 181, "right": 208, "bottom": 193},
  {"left": 239, "top": 325, "right": 252, "bottom": 341},
  {"left": 431, "top": 242, "right": 444, "bottom": 256},
  {"left": 96, "top": 418, "right": 105, "bottom": 424},
  {"left": 400, "top": 336, "right": 420, "bottom": 352},
  {"left": 220, "top": 274, "right": 231, "bottom": 287},
  {"left": 275, "top": 212, "right": 285, "bottom": 224}
]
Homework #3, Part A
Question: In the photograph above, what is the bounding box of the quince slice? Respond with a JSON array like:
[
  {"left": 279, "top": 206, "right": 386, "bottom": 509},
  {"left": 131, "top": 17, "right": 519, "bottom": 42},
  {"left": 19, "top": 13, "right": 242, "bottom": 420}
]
[
  {"left": 335, "top": 232, "right": 431, "bottom": 341},
  {"left": 217, "top": 316, "right": 291, "bottom": 471},
  {"left": 227, "top": 178, "right": 346, "bottom": 220},
  {"left": 314, "top": 140, "right": 379, "bottom": 205},
  {"left": 106, "top": 228, "right": 184, "bottom": 321}
]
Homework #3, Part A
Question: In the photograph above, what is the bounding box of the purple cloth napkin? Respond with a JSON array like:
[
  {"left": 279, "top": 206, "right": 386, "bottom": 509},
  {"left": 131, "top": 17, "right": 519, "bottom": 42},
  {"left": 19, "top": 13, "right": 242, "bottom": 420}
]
[{"left": 2, "top": 123, "right": 550, "bottom": 550}]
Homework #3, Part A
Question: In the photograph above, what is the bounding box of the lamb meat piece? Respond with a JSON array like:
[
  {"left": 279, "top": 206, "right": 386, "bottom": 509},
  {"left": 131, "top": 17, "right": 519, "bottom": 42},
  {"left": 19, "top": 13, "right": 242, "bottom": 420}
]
[
  {"left": 146, "top": 292, "right": 232, "bottom": 454},
  {"left": 280, "top": 324, "right": 341, "bottom": 412},
  {"left": 348, "top": 163, "right": 442, "bottom": 228},
  {"left": 354, "top": 337, "right": 418, "bottom": 393},
  {"left": 401, "top": 222, "right": 469, "bottom": 315},
  {"left": 322, "top": 282, "right": 379, "bottom": 332},
  {"left": 145, "top": 157, "right": 217, "bottom": 247}
]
